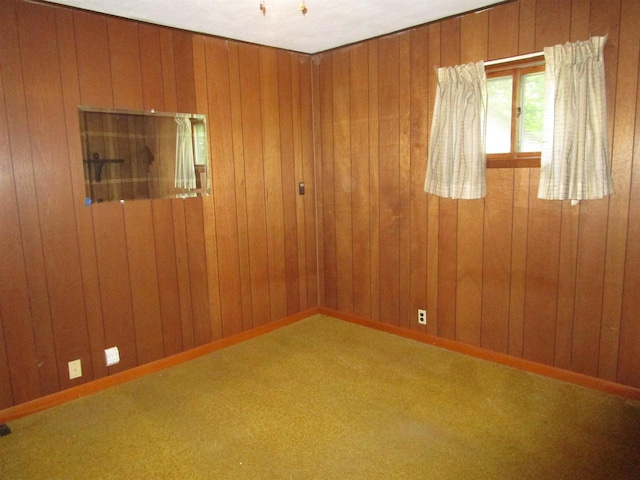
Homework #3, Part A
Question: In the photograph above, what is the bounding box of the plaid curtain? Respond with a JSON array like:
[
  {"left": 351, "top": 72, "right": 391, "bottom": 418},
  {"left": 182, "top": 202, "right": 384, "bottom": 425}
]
[
  {"left": 424, "top": 61, "right": 487, "bottom": 199},
  {"left": 538, "top": 36, "right": 613, "bottom": 202}
]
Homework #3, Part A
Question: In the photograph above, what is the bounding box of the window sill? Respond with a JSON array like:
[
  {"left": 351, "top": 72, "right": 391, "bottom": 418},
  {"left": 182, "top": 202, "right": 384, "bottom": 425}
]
[{"left": 486, "top": 156, "right": 540, "bottom": 169}]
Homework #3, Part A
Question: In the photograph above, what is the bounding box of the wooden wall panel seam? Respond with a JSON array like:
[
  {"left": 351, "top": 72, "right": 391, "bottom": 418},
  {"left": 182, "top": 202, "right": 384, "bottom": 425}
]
[{"left": 310, "top": 55, "right": 324, "bottom": 308}]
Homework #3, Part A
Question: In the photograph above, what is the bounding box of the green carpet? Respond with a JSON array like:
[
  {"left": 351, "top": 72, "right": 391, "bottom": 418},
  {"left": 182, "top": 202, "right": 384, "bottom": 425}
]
[{"left": 1, "top": 314, "right": 639, "bottom": 479}]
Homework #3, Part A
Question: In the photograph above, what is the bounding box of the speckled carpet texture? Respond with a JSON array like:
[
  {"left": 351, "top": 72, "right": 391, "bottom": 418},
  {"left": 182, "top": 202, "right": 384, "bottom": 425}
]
[{"left": 1, "top": 314, "right": 639, "bottom": 479}]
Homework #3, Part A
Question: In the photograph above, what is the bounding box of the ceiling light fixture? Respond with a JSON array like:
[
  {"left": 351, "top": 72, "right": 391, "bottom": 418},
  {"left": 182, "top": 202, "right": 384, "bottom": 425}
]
[{"left": 259, "top": 1, "right": 307, "bottom": 16}]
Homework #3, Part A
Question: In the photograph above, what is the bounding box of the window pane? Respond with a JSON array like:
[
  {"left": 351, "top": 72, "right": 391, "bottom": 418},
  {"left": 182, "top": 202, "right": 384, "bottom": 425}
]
[
  {"left": 519, "top": 72, "right": 545, "bottom": 152},
  {"left": 486, "top": 76, "right": 513, "bottom": 154}
]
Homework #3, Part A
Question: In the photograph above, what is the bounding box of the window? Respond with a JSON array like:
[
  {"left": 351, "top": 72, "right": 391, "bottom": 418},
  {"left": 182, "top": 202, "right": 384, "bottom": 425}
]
[{"left": 485, "top": 59, "right": 545, "bottom": 168}]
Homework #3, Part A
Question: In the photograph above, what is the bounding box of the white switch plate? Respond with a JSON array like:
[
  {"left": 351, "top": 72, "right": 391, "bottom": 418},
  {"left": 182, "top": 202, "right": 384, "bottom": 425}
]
[
  {"left": 68, "top": 359, "right": 82, "bottom": 379},
  {"left": 105, "top": 346, "right": 120, "bottom": 367}
]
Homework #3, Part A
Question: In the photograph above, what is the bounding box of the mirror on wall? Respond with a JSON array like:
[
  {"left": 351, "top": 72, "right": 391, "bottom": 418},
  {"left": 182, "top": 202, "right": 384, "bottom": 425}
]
[{"left": 79, "top": 106, "right": 210, "bottom": 203}]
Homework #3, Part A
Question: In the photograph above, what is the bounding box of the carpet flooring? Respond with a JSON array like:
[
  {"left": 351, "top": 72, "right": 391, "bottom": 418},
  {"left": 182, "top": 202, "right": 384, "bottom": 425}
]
[{"left": 1, "top": 314, "right": 639, "bottom": 479}]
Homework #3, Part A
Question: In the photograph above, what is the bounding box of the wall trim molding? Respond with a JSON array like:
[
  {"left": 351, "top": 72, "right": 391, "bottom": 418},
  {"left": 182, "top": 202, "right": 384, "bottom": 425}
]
[
  {"left": 320, "top": 307, "right": 640, "bottom": 402},
  {"left": 0, "top": 307, "right": 320, "bottom": 423}
]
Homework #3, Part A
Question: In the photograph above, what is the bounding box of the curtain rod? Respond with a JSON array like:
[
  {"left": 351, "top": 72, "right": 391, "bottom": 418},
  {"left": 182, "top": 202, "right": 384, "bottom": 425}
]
[{"left": 484, "top": 51, "right": 544, "bottom": 66}]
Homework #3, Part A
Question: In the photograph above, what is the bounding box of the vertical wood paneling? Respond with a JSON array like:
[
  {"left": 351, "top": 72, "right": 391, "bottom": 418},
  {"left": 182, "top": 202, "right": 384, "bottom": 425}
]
[
  {"left": 378, "top": 35, "right": 401, "bottom": 325},
  {"left": 437, "top": 18, "right": 461, "bottom": 340},
  {"left": 319, "top": 53, "right": 337, "bottom": 309},
  {"left": 600, "top": 0, "right": 639, "bottom": 381},
  {"left": 534, "top": 0, "right": 571, "bottom": 48},
  {"left": 18, "top": 1, "right": 92, "bottom": 391},
  {"left": 571, "top": 0, "right": 621, "bottom": 376},
  {"left": 56, "top": 8, "right": 108, "bottom": 380},
  {"left": 481, "top": 2, "right": 518, "bottom": 354},
  {"left": 0, "top": 309, "right": 13, "bottom": 409},
  {"left": 332, "top": 48, "right": 354, "bottom": 312},
  {"left": 107, "top": 18, "right": 143, "bottom": 110},
  {"left": 238, "top": 44, "right": 271, "bottom": 327},
  {"left": 487, "top": 2, "right": 519, "bottom": 61},
  {"left": 278, "top": 51, "right": 301, "bottom": 315},
  {"left": 207, "top": 38, "right": 244, "bottom": 336},
  {"left": 123, "top": 202, "right": 164, "bottom": 364},
  {"left": 481, "top": 171, "right": 514, "bottom": 354},
  {"left": 173, "top": 31, "right": 197, "bottom": 113},
  {"left": 106, "top": 12, "right": 162, "bottom": 365},
  {"left": 409, "top": 28, "right": 429, "bottom": 333},
  {"left": 159, "top": 30, "right": 178, "bottom": 112},
  {"left": 0, "top": 70, "right": 15, "bottom": 408},
  {"left": 619, "top": 65, "right": 640, "bottom": 387},
  {"left": 312, "top": 54, "right": 325, "bottom": 309},
  {"left": 0, "top": 6, "right": 41, "bottom": 401},
  {"left": 93, "top": 203, "right": 137, "bottom": 372},
  {"left": 172, "top": 199, "right": 195, "bottom": 350},
  {"left": 426, "top": 25, "right": 440, "bottom": 336},
  {"left": 291, "top": 56, "right": 309, "bottom": 309},
  {"left": 398, "top": 32, "right": 412, "bottom": 329},
  {"left": 74, "top": 11, "right": 112, "bottom": 106},
  {"left": 570, "top": 0, "right": 590, "bottom": 36},
  {"left": 260, "top": 47, "right": 288, "bottom": 321},
  {"left": 508, "top": 0, "right": 536, "bottom": 358},
  {"left": 184, "top": 198, "right": 212, "bottom": 346},
  {"left": 193, "top": 34, "right": 223, "bottom": 341},
  {"left": 522, "top": 188, "right": 561, "bottom": 367},
  {"left": 350, "top": 43, "right": 371, "bottom": 318},
  {"left": 299, "top": 55, "right": 318, "bottom": 308},
  {"left": 138, "top": 24, "right": 165, "bottom": 110},
  {"left": 456, "top": 12, "right": 488, "bottom": 346},
  {"left": 554, "top": 0, "right": 586, "bottom": 371},
  {"left": 227, "top": 42, "right": 254, "bottom": 332},
  {"left": 519, "top": 0, "right": 571, "bottom": 365},
  {"left": 368, "top": 40, "right": 380, "bottom": 321},
  {"left": 554, "top": 202, "right": 579, "bottom": 370},
  {"left": 151, "top": 201, "right": 183, "bottom": 356},
  {"left": 0, "top": 0, "right": 55, "bottom": 398}
]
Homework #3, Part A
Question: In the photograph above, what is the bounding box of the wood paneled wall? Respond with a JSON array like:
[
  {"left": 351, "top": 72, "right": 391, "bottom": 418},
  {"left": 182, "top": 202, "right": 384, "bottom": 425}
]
[
  {"left": 1, "top": 0, "right": 639, "bottom": 410},
  {"left": 0, "top": 0, "right": 317, "bottom": 408},
  {"left": 314, "top": 0, "right": 640, "bottom": 388}
]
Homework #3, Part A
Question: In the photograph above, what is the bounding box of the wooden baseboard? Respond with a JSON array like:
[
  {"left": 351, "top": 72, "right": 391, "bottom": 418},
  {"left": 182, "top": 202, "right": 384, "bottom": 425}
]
[
  {"left": 0, "top": 307, "right": 320, "bottom": 423},
  {"left": 319, "top": 307, "right": 640, "bottom": 402}
]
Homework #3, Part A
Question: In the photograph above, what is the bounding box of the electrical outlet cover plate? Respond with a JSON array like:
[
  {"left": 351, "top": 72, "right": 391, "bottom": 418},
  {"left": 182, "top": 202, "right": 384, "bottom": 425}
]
[
  {"left": 68, "top": 359, "right": 82, "bottom": 379},
  {"left": 418, "top": 309, "right": 427, "bottom": 325},
  {"left": 105, "top": 346, "right": 120, "bottom": 367}
]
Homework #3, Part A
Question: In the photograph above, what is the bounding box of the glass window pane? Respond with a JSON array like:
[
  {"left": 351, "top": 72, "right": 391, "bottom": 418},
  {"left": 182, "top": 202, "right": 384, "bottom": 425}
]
[
  {"left": 519, "top": 72, "right": 545, "bottom": 152},
  {"left": 486, "top": 75, "right": 513, "bottom": 154}
]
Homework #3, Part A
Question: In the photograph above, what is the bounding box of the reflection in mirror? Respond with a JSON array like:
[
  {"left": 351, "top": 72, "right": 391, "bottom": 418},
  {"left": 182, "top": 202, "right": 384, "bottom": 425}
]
[{"left": 79, "top": 107, "right": 210, "bottom": 203}]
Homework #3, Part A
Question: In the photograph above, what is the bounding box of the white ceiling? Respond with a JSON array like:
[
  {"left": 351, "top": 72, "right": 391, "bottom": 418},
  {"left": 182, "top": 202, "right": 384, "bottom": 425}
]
[{"left": 41, "top": 0, "right": 504, "bottom": 54}]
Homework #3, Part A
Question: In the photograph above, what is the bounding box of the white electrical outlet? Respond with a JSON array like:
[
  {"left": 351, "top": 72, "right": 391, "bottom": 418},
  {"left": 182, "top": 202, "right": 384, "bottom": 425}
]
[
  {"left": 105, "top": 346, "right": 120, "bottom": 367},
  {"left": 418, "top": 309, "right": 427, "bottom": 325},
  {"left": 68, "top": 359, "right": 82, "bottom": 379}
]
